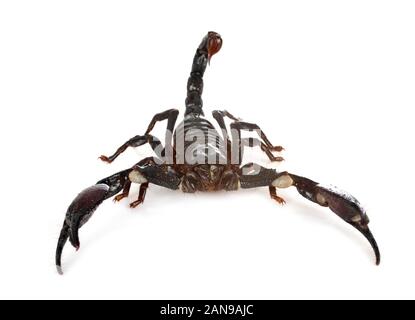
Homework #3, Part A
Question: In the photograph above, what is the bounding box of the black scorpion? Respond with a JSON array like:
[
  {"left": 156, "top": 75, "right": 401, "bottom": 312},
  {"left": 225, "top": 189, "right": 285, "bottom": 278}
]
[{"left": 56, "top": 31, "right": 380, "bottom": 274}]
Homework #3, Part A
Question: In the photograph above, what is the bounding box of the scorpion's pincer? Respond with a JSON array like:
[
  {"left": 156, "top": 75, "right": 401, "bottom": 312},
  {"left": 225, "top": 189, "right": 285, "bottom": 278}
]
[
  {"left": 282, "top": 173, "right": 381, "bottom": 265},
  {"left": 314, "top": 184, "right": 380, "bottom": 265},
  {"left": 56, "top": 184, "right": 110, "bottom": 274}
]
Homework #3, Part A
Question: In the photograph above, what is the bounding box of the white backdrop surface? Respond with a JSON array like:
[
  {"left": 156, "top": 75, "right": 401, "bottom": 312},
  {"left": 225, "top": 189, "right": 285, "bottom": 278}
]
[{"left": 0, "top": 0, "right": 414, "bottom": 299}]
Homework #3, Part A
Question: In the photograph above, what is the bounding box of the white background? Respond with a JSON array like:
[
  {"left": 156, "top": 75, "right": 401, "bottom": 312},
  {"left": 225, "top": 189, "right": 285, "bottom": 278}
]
[{"left": 0, "top": 0, "right": 414, "bottom": 299}]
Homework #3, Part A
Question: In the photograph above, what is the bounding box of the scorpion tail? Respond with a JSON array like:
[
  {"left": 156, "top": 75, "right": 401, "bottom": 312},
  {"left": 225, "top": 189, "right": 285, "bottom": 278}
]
[{"left": 185, "top": 31, "right": 222, "bottom": 117}]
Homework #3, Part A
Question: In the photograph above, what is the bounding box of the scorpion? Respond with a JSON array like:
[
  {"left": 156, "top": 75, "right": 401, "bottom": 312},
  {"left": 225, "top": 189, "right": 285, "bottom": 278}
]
[{"left": 56, "top": 31, "right": 380, "bottom": 274}]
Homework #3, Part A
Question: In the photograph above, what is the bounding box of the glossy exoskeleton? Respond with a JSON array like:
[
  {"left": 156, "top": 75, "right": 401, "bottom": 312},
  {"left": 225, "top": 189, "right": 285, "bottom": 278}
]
[{"left": 56, "top": 32, "right": 380, "bottom": 274}]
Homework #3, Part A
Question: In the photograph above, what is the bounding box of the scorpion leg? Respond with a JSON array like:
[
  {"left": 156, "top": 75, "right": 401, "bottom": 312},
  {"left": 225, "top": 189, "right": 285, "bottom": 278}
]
[
  {"left": 144, "top": 108, "right": 179, "bottom": 136},
  {"left": 242, "top": 138, "right": 285, "bottom": 162},
  {"left": 144, "top": 108, "right": 179, "bottom": 161},
  {"left": 269, "top": 186, "right": 286, "bottom": 205},
  {"left": 212, "top": 110, "right": 241, "bottom": 139},
  {"left": 99, "top": 134, "right": 163, "bottom": 163},
  {"left": 239, "top": 163, "right": 380, "bottom": 265},
  {"left": 212, "top": 110, "right": 282, "bottom": 163},
  {"left": 129, "top": 182, "right": 149, "bottom": 208},
  {"left": 100, "top": 109, "right": 179, "bottom": 163},
  {"left": 113, "top": 180, "right": 132, "bottom": 202},
  {"left": 230, "top": 121, "right": 284, "bottom": 164}
]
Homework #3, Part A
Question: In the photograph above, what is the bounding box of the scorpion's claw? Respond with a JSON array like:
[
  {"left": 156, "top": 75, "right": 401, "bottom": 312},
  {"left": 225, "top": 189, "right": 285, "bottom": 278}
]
[
  {"left": 56, "top": 184, "right": 110, "bottom": 274},
  {"left": 350, "top": 221, "right": 380, "bottom": 265},
  {"left": 272, "top": 173, "right": 381, "bottom": 265},
  {"left": 312, "top": 183, "right": 380, "bottom": 265},
  {"left": 299, "top": 180, "right": 379, "bottom": 264}
]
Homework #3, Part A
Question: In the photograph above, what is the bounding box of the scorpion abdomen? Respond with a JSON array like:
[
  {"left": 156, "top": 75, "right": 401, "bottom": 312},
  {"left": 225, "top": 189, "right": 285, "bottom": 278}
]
[{"left": 174, "top": 115, "right": 227, "bottom": 165}]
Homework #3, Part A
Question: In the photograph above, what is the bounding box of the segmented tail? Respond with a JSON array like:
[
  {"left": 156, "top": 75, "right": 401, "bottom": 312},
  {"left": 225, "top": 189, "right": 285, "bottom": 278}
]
[{"left": 185, "top": 32, "right": 222, "bottom": 117}]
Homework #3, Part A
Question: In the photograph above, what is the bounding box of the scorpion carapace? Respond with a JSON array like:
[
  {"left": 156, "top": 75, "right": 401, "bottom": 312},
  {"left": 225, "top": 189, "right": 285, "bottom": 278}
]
[{"left": 56, "top": 31, "right": 380, "bottom": 274}]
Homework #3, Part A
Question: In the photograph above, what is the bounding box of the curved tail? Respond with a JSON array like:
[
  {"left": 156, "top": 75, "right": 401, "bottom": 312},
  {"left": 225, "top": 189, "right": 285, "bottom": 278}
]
[{"left": 185, "top": 31, "right": 222, "bottom": 117}]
